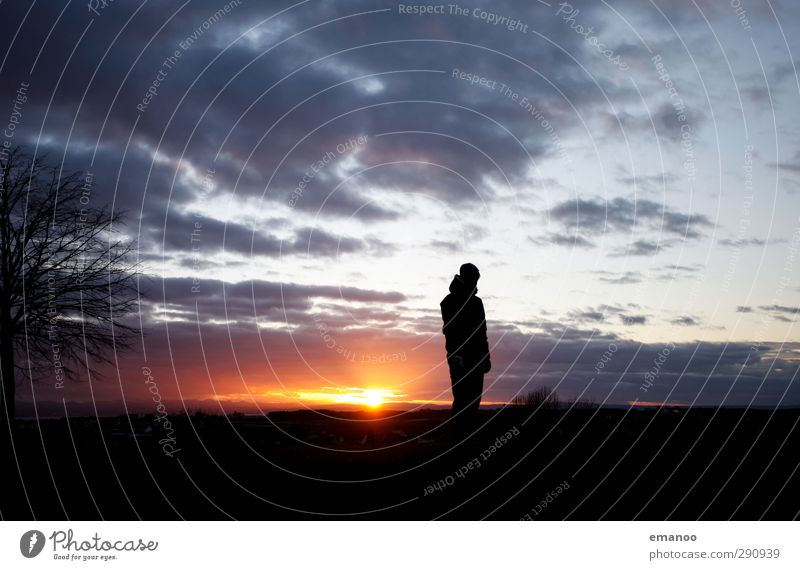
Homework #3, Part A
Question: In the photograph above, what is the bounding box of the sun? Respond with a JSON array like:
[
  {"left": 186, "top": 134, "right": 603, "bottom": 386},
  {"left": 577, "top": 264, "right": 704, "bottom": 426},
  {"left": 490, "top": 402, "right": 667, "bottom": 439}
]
[{"left": 362, "top": 389, "right": 386, "bottom": 408}]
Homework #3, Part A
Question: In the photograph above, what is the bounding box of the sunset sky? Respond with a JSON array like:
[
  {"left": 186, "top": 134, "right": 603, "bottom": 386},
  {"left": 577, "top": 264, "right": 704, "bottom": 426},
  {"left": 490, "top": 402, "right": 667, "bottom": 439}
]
[{"left": 3, "top": 0, "right": 800, "bottom": 414}]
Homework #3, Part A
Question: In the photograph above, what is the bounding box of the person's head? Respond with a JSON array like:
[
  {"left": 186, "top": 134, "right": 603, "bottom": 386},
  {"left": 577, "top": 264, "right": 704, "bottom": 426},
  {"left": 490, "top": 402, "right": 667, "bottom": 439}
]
[{"left": 459, "top": 262, "right": 480, "bottom": 288}]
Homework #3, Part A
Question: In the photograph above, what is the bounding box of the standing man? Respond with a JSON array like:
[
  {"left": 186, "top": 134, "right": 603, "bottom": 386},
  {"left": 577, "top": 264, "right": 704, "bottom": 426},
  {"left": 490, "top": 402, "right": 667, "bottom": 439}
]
[{"left": 440, "top": 262, "right": 491, "bottom": 436}]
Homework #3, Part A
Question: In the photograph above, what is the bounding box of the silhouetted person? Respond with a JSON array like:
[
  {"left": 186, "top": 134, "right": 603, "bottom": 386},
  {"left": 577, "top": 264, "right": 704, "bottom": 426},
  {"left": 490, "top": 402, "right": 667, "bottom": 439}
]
[{"left": 440, "top": 263, "right": 491, "bottom": 438}]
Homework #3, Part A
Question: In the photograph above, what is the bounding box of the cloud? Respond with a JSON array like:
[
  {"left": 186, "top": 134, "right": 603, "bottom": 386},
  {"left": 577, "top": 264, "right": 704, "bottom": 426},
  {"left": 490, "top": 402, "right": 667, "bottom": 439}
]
[
  {"left": 6, "top": 0, "right": 800, "bottom": 413},
  {"left": 0, "top": 0, "right": 689, "bottom": 261},
  {"left": 654, "top": 101, "right": 705, "bottom": 142},
  {"left": 609, "top": 239, "right": 671, "bottom": 257},
  {"left": 616, "top": 171, "right": 679, "bottom": 193},
  {"left": 567, "top": 304, "right": 642, "bottom": 324},
  {"left": 718, "top": 237, "right": 785, "bottom": 247},
  {"left": 594, "top": 270, "right": 643, "bottom": 284},
  {"left": 23, "top": 308, "right": 800, "bottom": 410},
  {"left": 770, "top": 151, "right": 800, "bottom": 174},
  {"left": 758, "top": 305, "right": 799, "bottom": 319},
  {"left": 292, "top": 227, "right": 398, "bottom": 258},
  {"left": 729, "top": 305, "right": 798, "bottom": 322},
  {"left": 429, "top": 239, "right": 463, "bottom": 253},
  {"left": 145, "top": 277, "right": 408, "bottom": 329},
  {"left": 671, "top": 316, "right": 700, "bottom": 326},
  {"left": 548, "top": 197, "right": 713, "bottom": 241},
  {"left": 591, "top": 265, "right": 702, "bottom": 285},
  {"left": 569, "top": 310, "right": 606, "bottom": 323},
  {"left": 486, "top": 324, "right": 800, "bottom": 407},
  {"left": 530, "top": 233, "right": 596, "bottom": 248},
  {"left": 144, "top": 212, "right": 396, "bottom": 260}
]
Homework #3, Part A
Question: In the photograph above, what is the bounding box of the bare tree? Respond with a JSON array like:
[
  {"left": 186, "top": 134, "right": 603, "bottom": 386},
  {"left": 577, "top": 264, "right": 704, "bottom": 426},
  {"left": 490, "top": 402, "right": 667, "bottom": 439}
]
[{"left": 0, "top": 147, "right": 140, "bottom": 430}]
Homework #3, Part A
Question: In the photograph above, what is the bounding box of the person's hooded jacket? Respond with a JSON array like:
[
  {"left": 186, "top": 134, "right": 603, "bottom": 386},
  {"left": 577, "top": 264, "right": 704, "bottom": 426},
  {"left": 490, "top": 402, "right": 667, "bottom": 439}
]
[{"left": 440, "top": 275, "right": 491, "bottom": 372}]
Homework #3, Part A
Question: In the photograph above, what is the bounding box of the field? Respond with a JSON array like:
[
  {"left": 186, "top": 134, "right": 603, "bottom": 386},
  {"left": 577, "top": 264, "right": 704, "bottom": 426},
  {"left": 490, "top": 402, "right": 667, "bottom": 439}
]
[{"left": 4, "top": 406, "right": 800, "bottom": 520}]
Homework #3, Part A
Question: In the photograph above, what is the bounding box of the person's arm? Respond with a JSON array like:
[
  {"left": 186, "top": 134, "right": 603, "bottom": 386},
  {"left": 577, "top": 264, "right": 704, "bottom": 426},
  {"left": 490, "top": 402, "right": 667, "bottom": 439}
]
[
  {"left": 441, "top": 298, "right": 457, "bottom": 355},
  {"left": 477, "top": 299, "right": 491, "bottom": 372},
  {"left": 441, "top": 298, "right": 455, "bottom": 336},
  {"left": 441, "top": 299, "right": 465, "bottom": 367}
]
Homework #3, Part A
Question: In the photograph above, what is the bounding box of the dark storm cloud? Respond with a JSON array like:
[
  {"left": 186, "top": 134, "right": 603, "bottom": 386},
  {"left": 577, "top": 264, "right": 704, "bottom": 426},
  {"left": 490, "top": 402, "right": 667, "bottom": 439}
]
[
  {"left": 1, "top": 0, "right": 746, "bottom": 294},
  {"left": 142, "top": 210, "right": 395, "bottom": 259},
  {"left": 146, "top": 276, "right": 407, "bottom": 325},
  {"left": 620, "top": 314, "right": 647, "bottom": 326},
  {"left": 671, "top": 316, "right": 700, "bottom": 326},
  {"left": 0, "top": 0, "right": 659, "bottom": 254},
  {"left": 160, "top": 276, "right": 406, "bottom": 305}
]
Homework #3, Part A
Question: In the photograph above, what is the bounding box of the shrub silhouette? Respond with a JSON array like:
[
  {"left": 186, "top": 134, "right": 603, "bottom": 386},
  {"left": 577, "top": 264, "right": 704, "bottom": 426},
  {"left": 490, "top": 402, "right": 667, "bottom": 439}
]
[{"left": 511, "top": 386, "right": 561, "bottom": 410}]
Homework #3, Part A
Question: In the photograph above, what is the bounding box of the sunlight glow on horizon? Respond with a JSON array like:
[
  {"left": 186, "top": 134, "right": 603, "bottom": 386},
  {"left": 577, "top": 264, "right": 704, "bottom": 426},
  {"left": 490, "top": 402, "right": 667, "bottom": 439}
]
[
  {"left": 203, "top": 387, "right": 414, "bottom": 408},
  {"left": 294, "top": 387, "right": 404, "bottom": 408},
  {"left": 207, "top": 387, "right": 513, "bottom": 409}
]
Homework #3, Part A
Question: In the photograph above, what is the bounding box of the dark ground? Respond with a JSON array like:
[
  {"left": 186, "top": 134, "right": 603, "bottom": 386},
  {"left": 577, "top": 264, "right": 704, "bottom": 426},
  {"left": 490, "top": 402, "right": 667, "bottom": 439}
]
[{"left": 2, "top": 406, "right": 800, "bottom": 520}]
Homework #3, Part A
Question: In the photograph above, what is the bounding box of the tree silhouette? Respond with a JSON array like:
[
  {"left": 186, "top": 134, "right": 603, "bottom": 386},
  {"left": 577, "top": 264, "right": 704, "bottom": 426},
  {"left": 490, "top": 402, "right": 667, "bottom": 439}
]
[{"left": 0, "top": 147, "right": 140, "bottom": 432}]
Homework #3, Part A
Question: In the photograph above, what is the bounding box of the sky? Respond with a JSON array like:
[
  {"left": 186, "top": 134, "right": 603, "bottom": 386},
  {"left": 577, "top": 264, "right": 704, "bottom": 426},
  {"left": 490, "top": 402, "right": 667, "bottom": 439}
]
[{"left": 2, "top": 0, "right": 800, "bottom": 414}]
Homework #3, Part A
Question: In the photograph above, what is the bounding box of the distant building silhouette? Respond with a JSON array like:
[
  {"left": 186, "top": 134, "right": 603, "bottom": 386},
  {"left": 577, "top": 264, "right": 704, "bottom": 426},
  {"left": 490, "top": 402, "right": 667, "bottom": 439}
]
[{"left": 440, "top": 263, "right": 491, "bottom": 437}]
